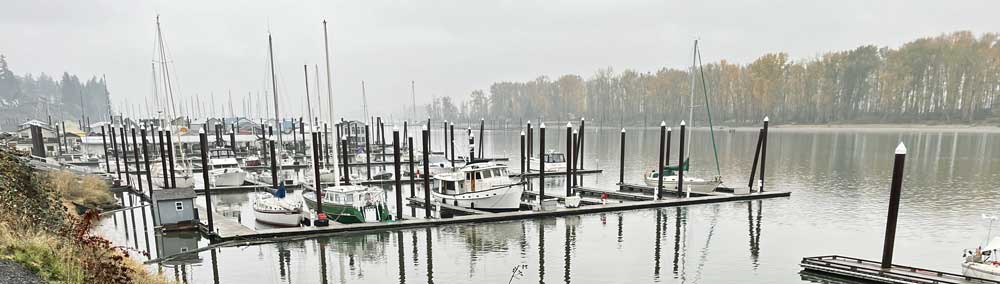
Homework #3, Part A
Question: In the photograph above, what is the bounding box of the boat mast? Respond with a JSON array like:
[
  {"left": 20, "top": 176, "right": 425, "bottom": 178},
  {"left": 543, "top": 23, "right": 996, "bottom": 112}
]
[
  {"left": 314, "top": 64, "right": 322, "bottom": 126},
  {"left": 156, "top": 15, "right": 189, "bottom": 173},
  {"left": 268, "top": 33, "right": 283, "bottom": 173},
  {"left": 410, "top": 80, "right": 417, "bottom": 121},
  {"left": 687, "top": 40, "right": 697, "bottom": 161},
  {"left": 303, "top": 65, "right": 314, "bottom": 144},
  {"left": 323, "top": 20, "right": 341, "bottom": 186},
  {"left": 361, "top": 81, "right": 369, "bottom": 123}
]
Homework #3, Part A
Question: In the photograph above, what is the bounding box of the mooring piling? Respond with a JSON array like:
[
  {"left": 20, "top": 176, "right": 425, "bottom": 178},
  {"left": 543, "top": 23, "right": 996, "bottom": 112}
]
[
  {"left": 478, "top": 118, "right": 484, "bottom": 158},
  {"left": 101, "top": 126, "right": 110, "bottom": 173},
  {"left": 121, "top": 127, "right": 131, "bottom": 186},
  {"left": 442, "top": 120, "right": 448, "bottom": 158},
  {"left": 421, "top": 125, "right": 431, "bottom": 218},
  {"left": 656, "top": 121, "right": 666, "bottom": 200},
  {"left": 130, "top": 127, "right": 142, "bottom": 195},
  {"left": 468, "top": 133, "right": 475, "bottom": 161},
  {"left": 230, "top": 123, "right": 237, "bottom": 154},
  {"left": 269, "top": 139, "right": 278, "bottom": 188},
  {"left": 619, "top": 128, "right": 625, "bottom": 186},
  {"left": 311, "top": 131, "right": 321, "bottom": 214},
  {"left": 759, "top": 117, "right": 769, "bottom": 192},
  {"left": 520, "top": 131, "right": 526, "bottom": 174},
  {"left": 166, "top": 130, "right": 176, "bottom": 188},
  {"left": 449, "top": 122, "right": 455, "bottom": 167},
  {"left": 198, "top": 128, "right": 215, "bottom": 235},
  {"left": 578, "top": 118, "right": 586, "bottom": 171},
  {"left": 341, "top": 137, "right": 350, "bottom": 183},
  {"left": 748, "top": 128, "right": 764, "bottom": 192},
  {"left": 566, "top": 122, "right": 572, "bottom": 197},
  {"left": 539, "top": 123, "right": 546, "bottom": 208},
  {"left": 408, "top": 135, "right": 415, "bottom": 198},
  {"left": 365, "top": 123, "right": 372, "bottom": 180},
  {"left": 158, "top": 130, "right": 168, "bottom": 188},
  {"left": 111, "top": 127, "right": 122, "bottom": 180},
  {"left": 571, "top": 130, "right": 578, "bottom": 189},
  {"left": 882, "top": 142, "right": 907, "bottom": 268},
  {"left": 392, "top": 128, "right": 403, "bottom": 220},
  {"left": 677, "top": 121, "right": 686, "bottom": 197},
  {"left": 140, "top": 127, "right": 156, "bottom": 223},
  {"left": 324, "top": 123, "right": 330, "bottom": 167}
]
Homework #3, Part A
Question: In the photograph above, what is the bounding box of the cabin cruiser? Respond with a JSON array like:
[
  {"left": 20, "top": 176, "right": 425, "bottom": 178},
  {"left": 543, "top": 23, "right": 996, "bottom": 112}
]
[
  {"left": 528, "top": 151, "right": 567, "bottom": 172},
  {"left": 302, "top": 185, "right": 389, "bottom": 224},
  {"left": 431, "top": 161, "right": 523, "bottom": 211},
  {"left": 208, "top": 149, "right": 247, "bottom": 187}
]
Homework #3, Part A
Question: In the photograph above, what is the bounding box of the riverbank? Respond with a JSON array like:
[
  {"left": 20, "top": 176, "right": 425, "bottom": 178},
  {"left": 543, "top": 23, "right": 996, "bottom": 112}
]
[
  {"left": 766, "top": 123, "right": 1000, "bottom": 133},
  {"left": 0, "top": 147, "right": 165, "bottom": 284}
]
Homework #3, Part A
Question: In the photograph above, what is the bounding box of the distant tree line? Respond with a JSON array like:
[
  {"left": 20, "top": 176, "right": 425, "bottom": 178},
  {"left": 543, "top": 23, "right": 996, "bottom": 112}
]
[
  {"left": 0, "top": 55, "right": 111, "bottom": 129},
  {"left": 426, "top": 31, "right": 1000, "bottom": 126}
]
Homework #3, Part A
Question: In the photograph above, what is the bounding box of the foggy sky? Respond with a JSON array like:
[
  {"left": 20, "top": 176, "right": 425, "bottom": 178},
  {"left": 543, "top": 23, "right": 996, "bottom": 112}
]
[{"left": 2, "top": 0, "right": 996, "bottom": 121}]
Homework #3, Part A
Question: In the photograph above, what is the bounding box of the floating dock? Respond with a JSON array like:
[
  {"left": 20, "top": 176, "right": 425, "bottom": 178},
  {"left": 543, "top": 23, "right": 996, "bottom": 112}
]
[{"left": 800, "top": 255, "right": 998, "bottom": 284}]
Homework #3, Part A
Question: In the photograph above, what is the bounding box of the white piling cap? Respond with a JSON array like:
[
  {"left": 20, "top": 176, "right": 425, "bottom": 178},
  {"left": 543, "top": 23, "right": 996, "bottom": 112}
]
[
  {"left": 520, "top": 131, "right": 525, "bottom": 135},
  {"left": 764, "top": 116, "right": 769, "bottom": 122},
  {"left": 895, "top": 142, "right": 907, "bottom": 155},
  {"left": 540, "top": 123, "right": 546, "bottom": 128},
  {"left": 566, "top": 122, "right": 572, "bottom": 128},
  {"left": 680, "top": 120, "right": 686, "bottom": 126},
  {"left": 393, "top": 125, "right": 399, "bottom": 131},
  {"left": 660, "top": 121, "right": 666, "bottom": 126},
  {"left": 198, "top": 128, "right": 205, "bottom": 134},
  {"left": 481, "top": 118, "right": 484, "bottom": 121},
  {"left": 581, "top": 117, "right": 585, "bottom": 121},
  {"left": 450, "top": 122, "right": 454, "bottom": 126},
  {"left": 422, "top": 124, "right": 428, "bottom": 130},
  {"left": 341, "top": 137, "right": 347, "bottom": 141},
  {"left": 621, "top": 128, "right": 626, "bottom": 133},
  {"left": 573, "top": 130, "right": 578, "bottom": 134},
  {"left": 527, "top": 120, "right": 531, "bottom": 124},
  {"left": 667, "top": 127, "right": 672, "bottom": 131}
]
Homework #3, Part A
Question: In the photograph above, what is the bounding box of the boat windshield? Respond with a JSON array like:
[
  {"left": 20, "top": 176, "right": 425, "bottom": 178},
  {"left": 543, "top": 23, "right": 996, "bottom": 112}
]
[{"left": 546, "top": 153, "right": 565, "bottom": 163}]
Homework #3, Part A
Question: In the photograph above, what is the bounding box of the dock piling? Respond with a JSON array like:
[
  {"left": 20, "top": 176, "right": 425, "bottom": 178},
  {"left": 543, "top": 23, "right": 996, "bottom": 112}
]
[
  {"left": 449, "top": 122, "right": 455, "bottom": 167},
  {"left": 158, "top": 130, "right": 168, "bottom": 188},
  {"left": 748, "top": 129, "right": 764, "bottom": 192},
  {"left": 408, "top": 135, "right": 415, "bottom": 198},
  {"left": 566, "top": 122, "right": 572, "bottom": 197},
  {"left": 198, "top": 128, "right": 215, "bottom": 235},
  {"left": 422, "top": 126, "right": 431, "bottom": 218},
  {"left": 392, "top": 128, "right": 402, "bottom": 220},
  {"left": 527, "top": 121, "right": 532, "bottom": 172},
  {"left": 166, "top": 130, "right": 176, "bottom": 188},
  {"left": 571, "top": 130, "right": 578, "bottom": 189},
  {"left": 619, "top": 128, "right": 625, "bottom": 186},
  {"left": 539, "top": 123, "right": 546, "bottom": 208},
  {"left": 140, "top": 127, "right": 156, "bottom": 223},
  {"left": 656, "top": 122, "right": 666, "bottom": 200},
  {"left": 269, "top": 139, "right": 278, "bottom": 188},
  {"left": 324, "top": 123, "right": 330, "bottom": 167},
  {"left": 478, "top": 118, "right": 484, "bottom": 158},
  {"left": 111, "top": 127, "right": 121, "bottom": 180},
  {"left": 230, "top": 124, "right": 237, "bottom": 155},
  {"left": 365, "top": 124, "right": 372, "bottom": 180},
  {"left": 341, "top": 137, "right": 350, "bottom": 183},
  {"left": 520, "top": 131, "right": 526, "bottom": 174},
  {"left": 881, "top": 143, "right": 907, "bottom": 269},
  {"left": 311, "top": 132, "right": 322, "bottom": 220},
  {"left": 101, "top": 126, "right": 110, "bottom": 173},
  {"left": 759, "top": 117, "right": 769, "bottom": 192},
  {"left": 120, "top": 127, "right": 131, "bottom": 186},
  {"left": 130, "top": 127, "right": 142, "bottom": 194},
  {"left": 677, "top": 121, "right": 686, "bottom": 197}
]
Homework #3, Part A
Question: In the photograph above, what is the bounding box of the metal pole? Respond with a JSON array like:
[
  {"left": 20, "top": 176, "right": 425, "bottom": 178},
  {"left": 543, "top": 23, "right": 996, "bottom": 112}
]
[
  {"left": 656, "top": 122, "right": 666, "bottom": 200},
  {"left": 539, "top": 123, "right": 546, "bottom": 208},
  {"left": 677, "top": 121, "right": 686, "bottom": 197},
  {"left": 392, "top": 129, "right": 402, "bottom": 220},
  {"left": 422, "top": 127, "right": 431, "bottom": 218},
  {"left": 101, "top": 126, "right": 111, "bottom": 173},
  {"left": 759, "top": 117, "right": 769, "bottom": 192},
  {"left": 565, "top": 122, "right": 572, "bottom": 197},
  {"left": 618, "top": 128, "right": 625, "bottom": 185},
  {"left": 199, "top": 129, "right": 215, "bottom": 234},
  {"left": 166, "top": 130, "right": 176, "bottom": 188},
  {"left": 365, "top": 124, "right": 372, "bottom": 180},
  {"left": 881, "top": 142, "right": 907, "bottom": 269},
  {"left": 748, "top": 129, "right": 764, "bottom": 191}
]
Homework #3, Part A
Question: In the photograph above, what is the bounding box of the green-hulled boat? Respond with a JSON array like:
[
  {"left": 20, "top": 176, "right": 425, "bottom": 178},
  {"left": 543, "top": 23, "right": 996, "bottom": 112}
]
[{"left": 302, "top": 185, "right": 391, "bottom": 224}]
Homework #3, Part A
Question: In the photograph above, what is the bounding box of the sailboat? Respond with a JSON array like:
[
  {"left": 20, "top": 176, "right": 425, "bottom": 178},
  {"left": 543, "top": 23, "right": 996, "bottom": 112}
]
[
  {"left": 643, "top": 40, "right": 724, "bottom": 194},
  {"left": 150, "top": 16, "right": 195, "bottom": 189},
  {"left": 963, "top": 214, "right": 1000, "bottom": 280},
  {"left": 303, "top": 21, "right": 389, "bottom": 223}
]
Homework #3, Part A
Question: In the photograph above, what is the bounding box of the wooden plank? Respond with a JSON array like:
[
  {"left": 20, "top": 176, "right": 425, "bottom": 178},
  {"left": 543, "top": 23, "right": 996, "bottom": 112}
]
[{"left": 800, "top": 255, "right": 999, "bottom": 284}]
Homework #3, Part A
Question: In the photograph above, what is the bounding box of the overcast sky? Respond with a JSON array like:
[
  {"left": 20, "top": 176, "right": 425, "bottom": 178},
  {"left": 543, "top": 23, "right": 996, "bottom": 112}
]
[{"left": 2, "top": 0, "right": 996, "bottom": 121}]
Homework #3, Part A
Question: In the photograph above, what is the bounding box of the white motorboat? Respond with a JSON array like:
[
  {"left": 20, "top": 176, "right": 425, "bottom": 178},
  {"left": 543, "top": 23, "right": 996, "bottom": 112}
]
[
  {"left": 208, "top": 149, "right": 247, "bottom": 187},
  {"left": 252, "top": 189, "right": 302, "bottom": 227},
  {"left": 150, "top": 163, "right": 196, "bottom": 188},
  {"left": 528, "top": 151, "right": 567, "bottom": 172},
  {"left": 431, "top": 162, "right": 523, "bottom": 211},
  {"left": 643, "top": 169, "right": 723, "bottom": 194},
  {"left": 254, "top": 169, "right": 301, "bottom": 187}
]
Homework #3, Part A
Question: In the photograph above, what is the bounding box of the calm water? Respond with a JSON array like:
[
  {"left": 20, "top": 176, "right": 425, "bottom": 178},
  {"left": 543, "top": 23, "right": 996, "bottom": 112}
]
[{"left": 98, "top": 126, "right": 1000, "bottom": 283}]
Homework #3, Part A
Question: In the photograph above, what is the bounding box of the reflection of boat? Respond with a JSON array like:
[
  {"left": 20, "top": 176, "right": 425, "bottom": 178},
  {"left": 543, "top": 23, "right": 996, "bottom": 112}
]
[
  {"left": 302, "top": 185, "right": 390, "bottom": 224},
  {"left": 208, "top": 149, "right": 247, "bottom": 187},
  {"left": 432, "top": 162, "right": 523, "bottom": 211},
  {"left": 528, "top": 151, "right": 567, "bottom": 172},
  {"left": 252, "top": 187, "right": 302, "bottom": 227}
]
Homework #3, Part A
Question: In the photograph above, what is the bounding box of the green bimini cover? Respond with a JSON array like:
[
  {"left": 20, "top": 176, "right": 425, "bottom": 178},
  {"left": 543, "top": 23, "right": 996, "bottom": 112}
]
[{"left": 662, "top": 158, "right": 690, "bottom": 176}]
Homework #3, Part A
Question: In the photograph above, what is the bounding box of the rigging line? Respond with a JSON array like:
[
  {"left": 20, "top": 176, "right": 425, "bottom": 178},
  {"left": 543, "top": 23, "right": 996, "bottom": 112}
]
[{"left": 696, "top": 43, "right": 722, "bottom": 178}]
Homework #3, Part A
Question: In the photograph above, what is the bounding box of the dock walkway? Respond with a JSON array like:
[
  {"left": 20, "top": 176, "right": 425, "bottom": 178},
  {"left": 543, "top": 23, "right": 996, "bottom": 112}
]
[
  {"left": 405, "top": 197, "right": 488, "bottom": 215},
  {"left": 800, "top": 255, "right": 997, "bottom": 284}
]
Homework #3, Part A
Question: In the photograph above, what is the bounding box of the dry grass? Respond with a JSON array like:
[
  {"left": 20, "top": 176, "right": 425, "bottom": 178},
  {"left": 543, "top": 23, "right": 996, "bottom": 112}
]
[{"left": 46, "top": 170, "right": 118, "bottom": 211}]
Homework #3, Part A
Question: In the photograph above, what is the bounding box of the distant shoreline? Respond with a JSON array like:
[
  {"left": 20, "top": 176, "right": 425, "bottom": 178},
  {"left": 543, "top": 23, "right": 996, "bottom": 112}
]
[{"left": 736, "top": 123, "right": 1000, "bottom": 133}]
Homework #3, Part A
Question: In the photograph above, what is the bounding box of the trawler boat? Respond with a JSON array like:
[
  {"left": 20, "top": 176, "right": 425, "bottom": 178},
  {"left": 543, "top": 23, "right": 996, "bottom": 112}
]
[
  {"left": 528, "top": 151, "right": 567, "bottom": 172},
  {"left": 252, "top": 186, "right": 302, "bottom": 227},
  {"left": 208, "top": 149, "right": 247, "bottom": 187},
  {"left": 431, "top": 161, "right": 523, "bottom": 211},
  {"left": 302, "top": 185, "right": 389, "bottom": 224}
]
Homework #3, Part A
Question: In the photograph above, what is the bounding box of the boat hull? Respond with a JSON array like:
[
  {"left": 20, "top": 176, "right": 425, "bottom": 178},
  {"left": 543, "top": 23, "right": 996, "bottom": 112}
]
[
  {"left": 210, "top": 170, "right": 247, "bottom": 187},
  {"left": 643, "top": 177, "right": 721, "bottom": 193},
  {"left": 963, "top": 262, "right": 1000, "bottom": 281},
  {"left": 302, "top": 192, "right": 389, "bottom": 224},
  {"left": 431, "top": 184, "right": 524, "bottom": 211},
  {"left": 253, "top": 210, "right": 301, "bottom": 227},
  {"left": 153, "top": 175, "right": 196, "bottom": 189}
]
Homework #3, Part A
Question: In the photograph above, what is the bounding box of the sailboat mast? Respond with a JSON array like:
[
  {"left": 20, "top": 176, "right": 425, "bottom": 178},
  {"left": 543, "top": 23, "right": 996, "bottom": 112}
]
[
  {"left": 361, "top": 81, "right": 369, "bottom": 122},
  {"left": 315, "top": 64, "right": 322, "bottom": 125},
  {"left": 268, "top": 33, "right": 283, "bottom": 167},
  {"left": 410, "top": 80, "right": 417, "bottom": 121},
  {"left": 687, "top": 39, "right": 697, "bottom": 160},
  {"left": 303, "top": 65, "right": 314, "bottom": 138},
  {"left": 323, "top": 20, "right": 341, "bottom": 186}
]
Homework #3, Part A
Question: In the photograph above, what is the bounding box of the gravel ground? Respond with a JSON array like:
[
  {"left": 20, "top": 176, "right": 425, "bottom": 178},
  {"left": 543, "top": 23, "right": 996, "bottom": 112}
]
[{"left": 0, "top": 260, "right": 42, "bottom": 284}]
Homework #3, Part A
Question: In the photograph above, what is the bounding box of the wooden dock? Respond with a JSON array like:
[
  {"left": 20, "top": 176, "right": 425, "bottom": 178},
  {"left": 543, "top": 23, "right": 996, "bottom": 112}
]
[
  {"left": 201, "top": 190, "right": 790, "bottom": 242},
  {"left": 800, "top": 255, "right": 998, "bottom": 284},
  {"left": 517, "top": 169, "right": 603, "bottom": 178},
  {"left": 575, "top": 186, "right": 655, "bottom": 201},
  {"left": 405, "top": 197, "right": 488, "bottom": 215}
]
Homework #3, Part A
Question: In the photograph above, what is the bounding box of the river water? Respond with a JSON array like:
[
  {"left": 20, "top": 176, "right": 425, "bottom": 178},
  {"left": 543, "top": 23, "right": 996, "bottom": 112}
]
[{"left": 98, "top": 126, "right": 1000, "bottom": 283}]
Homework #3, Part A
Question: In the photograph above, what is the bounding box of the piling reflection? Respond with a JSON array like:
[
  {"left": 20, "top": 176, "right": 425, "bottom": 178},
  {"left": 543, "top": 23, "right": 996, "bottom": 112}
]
[
  {"left": 155, "top": 231, "right": 201, "bottom": 284},
  {"left": 748, "top": 200, "right": 763, "bottom": 268}
]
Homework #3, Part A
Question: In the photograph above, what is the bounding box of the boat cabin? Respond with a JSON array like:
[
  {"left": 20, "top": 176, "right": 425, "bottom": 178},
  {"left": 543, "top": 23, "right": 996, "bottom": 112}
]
[
  {"left": 435, "top": 163, "right": 511, "bottom": 195},
  {"left": 321, "top": 186, "right": 381, "bottom": 207},
  {"left": 208, "top": 148, "right": 239, "bottom": 169}
]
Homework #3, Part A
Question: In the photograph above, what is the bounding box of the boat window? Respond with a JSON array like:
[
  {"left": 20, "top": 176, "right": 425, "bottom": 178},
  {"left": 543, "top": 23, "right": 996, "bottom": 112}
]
[
  {"left": 483, "top": 170, "right": 492, "bottom": 178},
  {"left": 493, "top": 169, "right": 502, "bottom": 177},
  {"left": 345, "top": 194, "right": 354, "bottom": 203},
  {"left": 335, "top": 194, "right": 342, "bottom": 203},
  {"left": 444, "top": 181, "right": 455, "bottom": 192},
  {"left": 650, "top": 172, "right": 659, "bottom": 178},
  {"left": 466, "top": 172, "right": 473, "bottom": 180},
  {"left": 475, "top": 172, "right": 482, "bottom": 179}
]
